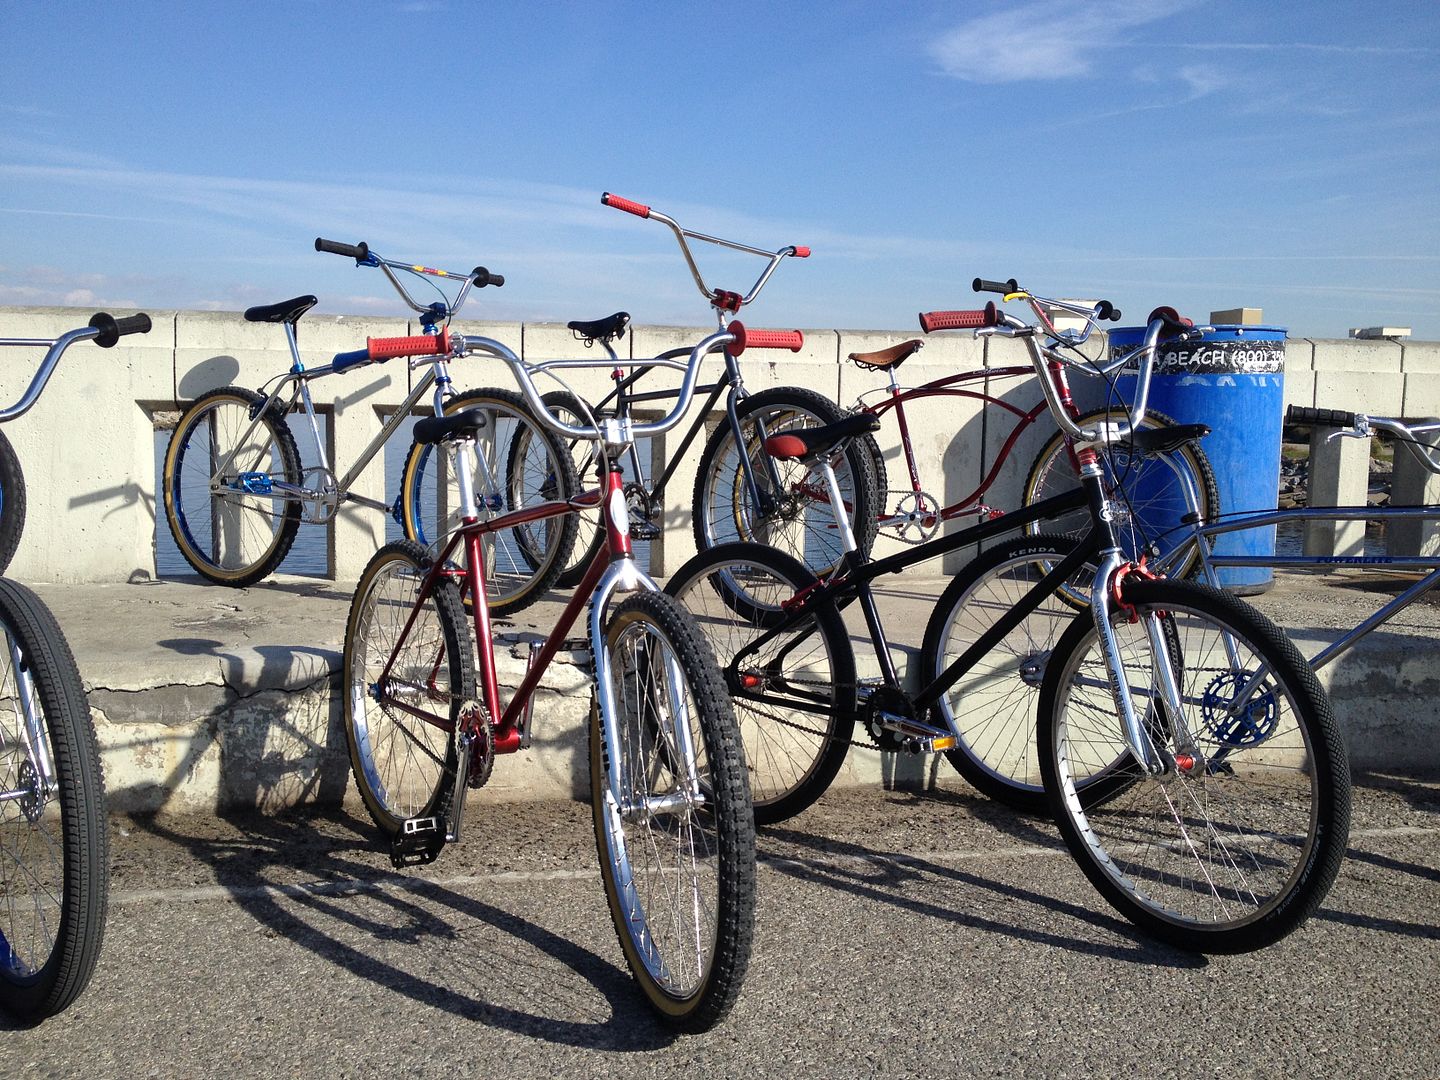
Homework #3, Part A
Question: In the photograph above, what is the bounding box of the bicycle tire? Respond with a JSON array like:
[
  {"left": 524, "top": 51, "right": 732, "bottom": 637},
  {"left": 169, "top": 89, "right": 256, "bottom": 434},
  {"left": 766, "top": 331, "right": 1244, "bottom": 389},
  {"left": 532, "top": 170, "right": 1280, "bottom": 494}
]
[
  {"left": 0, "top": 578, "right": 108, "bottom": 1022},
  {"left": 921, "top": 534, "right": 1090, "bottom": 813},
  {"left": 592, "top": 591, "right": 756, "bottom": 1031},
  {"left": 692, "top": 386, "right": 879, "bottom": 577},
  {"left": 162, "top": 386, "right": 303, "bottom": 587},
  {"left": 665, "top": 541, "right": 857, "bottom": 824},
  {"left": 342, "top": 540, "right": 476, "bottom": 835},
  {"left": 506, "top": 390, "right": 604, "bottom": 589},
  {"left": 0, "top": 432, "right": 26, "bottom": 575},
  {"left": 1023, "top": 408, "right": 1219, "bottom": 578},
  {"left": 1037, "top": 577, "right": 1351, "bottom": 952},
  {"left": 398, "top": 388, "right": 579, "bottom": 617}
]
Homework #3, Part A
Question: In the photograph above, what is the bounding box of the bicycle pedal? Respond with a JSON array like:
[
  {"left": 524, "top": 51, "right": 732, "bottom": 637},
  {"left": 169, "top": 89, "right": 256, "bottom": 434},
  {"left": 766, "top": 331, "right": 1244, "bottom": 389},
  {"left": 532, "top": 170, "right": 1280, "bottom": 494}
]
[
  {"left": 629, "top": 519, "right": 662, "bottom": 541},
  {"left": 877, "top": 713, "right": 958, "bottom": 754},
  {"left": 389, "top": 815, "right": 447, "bottom": 868}
]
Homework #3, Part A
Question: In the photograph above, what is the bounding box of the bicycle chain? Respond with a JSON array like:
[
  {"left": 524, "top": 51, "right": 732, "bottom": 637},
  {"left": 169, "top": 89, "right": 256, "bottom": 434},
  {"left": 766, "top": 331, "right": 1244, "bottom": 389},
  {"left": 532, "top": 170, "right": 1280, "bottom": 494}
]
[{"left": 745, "top": 676, "right": 887, "bottom": 752}]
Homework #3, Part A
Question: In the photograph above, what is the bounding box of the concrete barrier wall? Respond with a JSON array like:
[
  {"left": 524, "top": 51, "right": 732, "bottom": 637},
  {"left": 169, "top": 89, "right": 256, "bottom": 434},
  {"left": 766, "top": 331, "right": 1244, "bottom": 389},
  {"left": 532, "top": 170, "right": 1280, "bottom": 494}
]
[{"left": 1, "top": 304, "right": 1435, "bottom": 584}]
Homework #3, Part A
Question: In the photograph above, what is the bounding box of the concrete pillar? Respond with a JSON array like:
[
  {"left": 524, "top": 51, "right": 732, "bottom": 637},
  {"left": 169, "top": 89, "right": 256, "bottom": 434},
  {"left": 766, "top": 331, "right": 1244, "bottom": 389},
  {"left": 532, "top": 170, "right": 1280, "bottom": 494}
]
[
  {"left": 1388, "top": 430, "right": 1440, "bottom": 556},
  {"left": 1303, "top": 427, "right": 1369, "bottom": 556}
]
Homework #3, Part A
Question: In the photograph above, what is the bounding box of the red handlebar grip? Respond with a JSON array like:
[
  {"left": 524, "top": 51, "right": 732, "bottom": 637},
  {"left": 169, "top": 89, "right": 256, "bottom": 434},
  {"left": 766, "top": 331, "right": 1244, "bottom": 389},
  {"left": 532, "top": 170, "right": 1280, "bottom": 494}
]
[
  {"left": 792, "top": 246, "right": 811, "bottom": 258},
  {"left": 725, "top": 321, "right": 805, "bottom": 356},
  {"left": 918, "top": 302, "right": 998, "bottom": 334},
  {"left": 367, "top": 329, "right": 450, "bottom": 360},
  {"left": 601, "top": 192, "right": 651, "bottom": 218}
]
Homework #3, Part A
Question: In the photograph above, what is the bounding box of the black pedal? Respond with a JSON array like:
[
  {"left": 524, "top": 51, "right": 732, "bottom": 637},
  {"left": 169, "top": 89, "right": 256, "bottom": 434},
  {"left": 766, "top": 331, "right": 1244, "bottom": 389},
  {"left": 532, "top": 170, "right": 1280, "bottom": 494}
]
[
  {"left": 389, "top": 815, "right": 447, "bottom": 868},
  {"left": 630, "top": 518, "right": 662, "bottom": 541}
]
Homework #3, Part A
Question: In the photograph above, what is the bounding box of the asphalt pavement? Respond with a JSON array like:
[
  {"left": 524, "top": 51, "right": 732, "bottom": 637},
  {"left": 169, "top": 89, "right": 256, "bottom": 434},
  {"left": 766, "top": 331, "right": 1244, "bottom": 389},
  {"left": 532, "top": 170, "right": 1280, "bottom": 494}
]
[{"left": 6, "top": 778, "right": 1439, "bottom": 1078}]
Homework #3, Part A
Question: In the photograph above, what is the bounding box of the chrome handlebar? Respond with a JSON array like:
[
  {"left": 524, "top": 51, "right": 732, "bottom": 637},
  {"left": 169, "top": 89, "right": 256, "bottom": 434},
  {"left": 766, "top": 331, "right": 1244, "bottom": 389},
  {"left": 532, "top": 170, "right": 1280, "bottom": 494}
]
[{"left": 454, "top": 330, "right": 735, "bottom": 445}]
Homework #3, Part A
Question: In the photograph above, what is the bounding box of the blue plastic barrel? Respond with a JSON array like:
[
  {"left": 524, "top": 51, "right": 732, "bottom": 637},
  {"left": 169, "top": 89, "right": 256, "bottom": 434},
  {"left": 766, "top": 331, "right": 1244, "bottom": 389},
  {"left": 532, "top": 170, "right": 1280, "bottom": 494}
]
[{"left": 1112, "top": 324, "right": 1286, "bottom": 592}]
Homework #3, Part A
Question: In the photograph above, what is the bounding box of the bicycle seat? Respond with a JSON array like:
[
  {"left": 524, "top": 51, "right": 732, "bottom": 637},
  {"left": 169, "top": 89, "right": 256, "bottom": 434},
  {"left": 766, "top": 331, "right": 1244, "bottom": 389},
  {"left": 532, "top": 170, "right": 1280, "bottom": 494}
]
[
  {"left": 244, "top": 296, "right": 318, "bottom": 325},
  {"left": 764, "top": 412, "right": 880, "bottom": 462},
  {"left": 848, "top": 339, "right": 922, "bottom": 372},
  {"left": 413, "top": 407, "right": 490, "bottom": 446},
  {"left": 1127, "top": 422, "right": 1210, "bottom": 455},
  {"left": 568, "top": 312, "right": 630, "bottom": 344}
]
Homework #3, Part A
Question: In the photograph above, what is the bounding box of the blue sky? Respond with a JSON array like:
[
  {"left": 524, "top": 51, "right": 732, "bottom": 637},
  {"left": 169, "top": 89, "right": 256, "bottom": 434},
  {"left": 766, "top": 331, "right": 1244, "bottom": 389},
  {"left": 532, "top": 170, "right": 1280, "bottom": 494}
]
[{"left": 2, "top": 0, "right": 1437, "bottom": 339}]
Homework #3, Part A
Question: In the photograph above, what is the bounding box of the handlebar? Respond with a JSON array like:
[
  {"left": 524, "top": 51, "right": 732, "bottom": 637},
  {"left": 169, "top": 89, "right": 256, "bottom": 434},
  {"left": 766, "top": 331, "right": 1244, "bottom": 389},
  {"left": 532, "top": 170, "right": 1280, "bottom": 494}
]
[
  {"left": 921, "top": 278, "right": 1202, "bottom": 445},
  {"left": 1287, "top": 405, "right": 1358, "bottom": 429},
  {"left": 918, "top": 303, "right": 999, "bottom": 333},
  {"left": 600, "top": 192, "right": 807, "bottom": 322},
  {"left": 89, "top": 312, "right": 152, "bottom": 348},
  {"left": 314, "top": 237, "right": 504, "bottom": 321},
  {"left": 972, "top": 277, "right": 1018, "bottom": 296},
  {"left": 1286, "top": 404, "right": 1440, "bottom": 477},
  {"left": 724, "top": 322, "right": 804, "bottom": 356},
  {"left": 1, "top": 312, "right": 153, "bottom": 423},
  {"left": 447, "top": 328, "right": 739, "bottom": 446}
]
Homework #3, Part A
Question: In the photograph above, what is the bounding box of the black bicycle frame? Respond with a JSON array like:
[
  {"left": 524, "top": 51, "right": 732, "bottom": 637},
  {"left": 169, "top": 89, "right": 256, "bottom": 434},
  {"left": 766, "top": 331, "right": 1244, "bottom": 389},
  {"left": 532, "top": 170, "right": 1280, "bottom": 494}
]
[
  {"left": 573, "top": 346, "right": 792, "bottom": 519},
  {"left": 732, "top": 482, "right": 1106, "bottom": 718}
]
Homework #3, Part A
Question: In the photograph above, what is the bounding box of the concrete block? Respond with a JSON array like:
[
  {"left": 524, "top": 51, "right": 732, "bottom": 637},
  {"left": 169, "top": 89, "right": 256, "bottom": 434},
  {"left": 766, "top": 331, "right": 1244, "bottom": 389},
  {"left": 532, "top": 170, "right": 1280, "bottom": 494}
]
[
  {"left": 1284, "top": 337, "right": 1316, "bottom": 373},
  {"left": 1401, "top": 340, "right": 1440, "bottom": 376},
  {"left": 1304, "top": 426, "right": 1369, "bottom": 556},
  {"left": 1314, "top": 370, "right": 1403, "bottom": 417},
  {"left": 1211, "top": 308, "right": 1264, "bottom": 325},
  {"left": 1310, "top": 337, "right": 1403, "bottom": 373},
  {"left": 1282, "top": 370, "right": 1316, "bottom": 411},
  {"left": 1388, "top": 428, "right": 1440, "bottom": 556}
]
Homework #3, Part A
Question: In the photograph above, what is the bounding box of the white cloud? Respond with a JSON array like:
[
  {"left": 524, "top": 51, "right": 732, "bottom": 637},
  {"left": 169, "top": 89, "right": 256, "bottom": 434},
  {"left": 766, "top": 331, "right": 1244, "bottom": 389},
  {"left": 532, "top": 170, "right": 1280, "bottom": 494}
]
[{"left": 929, "top": 0, "right": 1193, "bottom": 83}]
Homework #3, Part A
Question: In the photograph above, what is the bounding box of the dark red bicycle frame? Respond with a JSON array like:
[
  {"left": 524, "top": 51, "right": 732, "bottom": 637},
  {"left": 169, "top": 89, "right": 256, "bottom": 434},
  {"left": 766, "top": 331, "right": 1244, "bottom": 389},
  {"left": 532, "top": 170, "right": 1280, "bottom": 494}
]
[
  {"left": 376, "top": 469, "right": 624, "bottom": 757},
  {"left": 859, "top": 359, "right": 1081, "bottom": 524}
]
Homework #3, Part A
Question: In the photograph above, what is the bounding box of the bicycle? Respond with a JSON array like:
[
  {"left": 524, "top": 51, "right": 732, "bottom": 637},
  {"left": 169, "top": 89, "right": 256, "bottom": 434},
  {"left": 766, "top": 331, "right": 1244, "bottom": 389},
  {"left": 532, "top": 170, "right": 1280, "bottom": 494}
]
[
  {"left": 933, "top": 403, "right": 1440, "bottom": 811},
  {"left": 339, "top": 316, "right": 816, "bottom": 1028},
  {"left": 0, "top": 312, "right": 149, "bottom": 1021},
  {"left": 1147, "top": 404, "right": 1440, "bottom": 665},
  {"left": 162, "top": 244, "right": 578, "bottom": 614},
  {"left": 466, "top": 193, "right": 878, "bottom": 591},
  {"left": 845, "top": 299, "right": 1216, "bottom": 576},
  {"left": 667, "top": 282, "right": 1351, "bottom": 953}
]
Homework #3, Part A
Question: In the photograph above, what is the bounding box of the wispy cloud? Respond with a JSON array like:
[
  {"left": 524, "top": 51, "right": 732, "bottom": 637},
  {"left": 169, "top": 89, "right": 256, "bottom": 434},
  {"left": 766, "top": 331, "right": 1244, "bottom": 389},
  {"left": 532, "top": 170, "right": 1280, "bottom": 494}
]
[{"left": 928, "top": 0, "right": 1193, "bottom": 83}]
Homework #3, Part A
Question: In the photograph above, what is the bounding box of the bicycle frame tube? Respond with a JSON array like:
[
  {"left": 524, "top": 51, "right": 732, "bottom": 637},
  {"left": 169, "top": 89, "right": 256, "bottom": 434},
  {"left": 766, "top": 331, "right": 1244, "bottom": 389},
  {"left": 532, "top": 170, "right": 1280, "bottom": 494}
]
[
  {"left": 3, "top": 636, "right": 55, "bottom": 801},
  {"left": 732, "top": 485, "right": 1091, "bottom": 693},
  {"left": 1160, "top": 502, "right": 1440, "bottom": 672}
]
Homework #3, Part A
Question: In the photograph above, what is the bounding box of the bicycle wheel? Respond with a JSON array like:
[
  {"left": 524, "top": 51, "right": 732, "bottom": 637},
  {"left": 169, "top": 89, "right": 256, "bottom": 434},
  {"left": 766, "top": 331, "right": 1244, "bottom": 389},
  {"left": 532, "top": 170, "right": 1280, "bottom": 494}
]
[
  {"left": 665, "top": 542, "right": 857, "bottom": 824},
  {"left": 591, "top": 591, "right": 755, "bottom": 1031},
  {"left": 1023, "top": 408, "right": 1218, "bottom": 578},
  {"left": 343, "top": 541, "right": 476, "bottom": 835},
  {"left": 0, "top": 432, "right": 26, "bottom": 576},
  {"left": 399, "top": 388, "right": 579, "bottom": 617},
  {"left": 506, "top": 390, "right": 604, "bottom": 589},
  {"left": 163, "top": 386, "right": 303, "bottom": 587},
  {"left": 1038, "top": 577, "right": 1350, "bottom": 952},
  {"left": 921, "top": 534, "right": 1089, "bottom": 813},
  {"left": 693, "top": 386, "right": 879, "bottom": 577},
  {"left": 0, "top": 579, "right": 107, "bottom": 1022}
]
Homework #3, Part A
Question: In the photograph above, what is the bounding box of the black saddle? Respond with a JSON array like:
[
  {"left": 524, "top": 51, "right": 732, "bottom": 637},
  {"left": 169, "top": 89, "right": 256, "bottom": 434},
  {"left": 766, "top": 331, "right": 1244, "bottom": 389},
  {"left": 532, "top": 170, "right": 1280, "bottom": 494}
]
[
  {"left": 568, "top": 312, "right": 630, "bottom": 344},
  {"left": 413, "top": 408, "right": 490, "bottom": 446},
  {"left": 244, "top": 295, "right": 318, "bottom": 325},
  {"left": 765, "top": 412, "right": 881, "bottom": 462}
]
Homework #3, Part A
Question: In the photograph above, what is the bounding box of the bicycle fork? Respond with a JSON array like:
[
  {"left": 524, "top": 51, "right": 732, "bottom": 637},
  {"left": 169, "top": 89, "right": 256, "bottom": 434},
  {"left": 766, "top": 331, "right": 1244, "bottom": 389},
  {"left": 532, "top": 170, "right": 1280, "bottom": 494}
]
[{"left": 0, "top": 636, "right": 55, "bottom": 820}]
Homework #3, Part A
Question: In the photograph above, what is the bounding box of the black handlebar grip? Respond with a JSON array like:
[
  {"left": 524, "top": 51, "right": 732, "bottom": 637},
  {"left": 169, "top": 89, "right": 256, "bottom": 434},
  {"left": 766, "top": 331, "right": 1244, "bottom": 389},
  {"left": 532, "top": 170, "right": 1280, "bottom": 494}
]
[
  {"left": 314, "top": 237, "right": 370, "bottom": 261},
  {"left": 972, "top": 277, "right": 1019, "bottom": 295},
  {"left": 88, "top": 311, "right": 152, "bottom": 348},
  {"left": 1286, "top": 405, "right": 1358, "bottom": 429},
  {"left": 470, "top": 266, "right": 506, "bottom": 288},
  {"left": 1095, "top": 300, "right": 1121, "bottom": 322}
]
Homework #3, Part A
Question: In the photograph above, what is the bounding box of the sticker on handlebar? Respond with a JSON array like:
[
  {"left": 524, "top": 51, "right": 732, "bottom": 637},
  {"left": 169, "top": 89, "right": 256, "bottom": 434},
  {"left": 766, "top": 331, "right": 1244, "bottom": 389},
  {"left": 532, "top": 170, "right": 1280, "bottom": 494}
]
[{"left": 411, "top": 265, "right": 454, "bottom": 278}]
